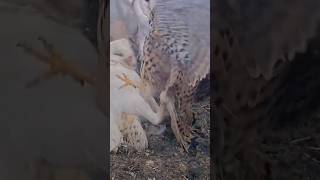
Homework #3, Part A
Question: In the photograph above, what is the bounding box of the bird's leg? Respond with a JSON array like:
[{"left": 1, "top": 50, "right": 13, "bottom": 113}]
[
  {"left": 159, "top": 68, "right": 182, "bottom": 104},
  {"left": 132, "top": 84, "right": 166, "bottom": 125},
  {"left": 16, "top": 37, "right": 95, "bottom": 88},
  {"left": 155, "top": 97, "right": 168, "bottom": 124},
  {"left": 138, "top": 80, "right": 162, "bottom": 113}
]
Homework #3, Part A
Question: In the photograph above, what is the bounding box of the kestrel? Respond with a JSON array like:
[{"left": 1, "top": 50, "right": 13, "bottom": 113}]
[
  {"left": 123, "top": 0, "right": 210, "bottom": 151},
  {"left": 213, "top": 0, "right": 320, "bottom": 179}
]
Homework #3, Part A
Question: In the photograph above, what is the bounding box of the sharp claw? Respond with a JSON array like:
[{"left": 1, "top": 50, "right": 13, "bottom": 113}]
[
  {"left": 17, "top": 38, "right": 95, "bottom": 87},
  {"left": 116, "top": 73, "right": 137, "bottom": 89}
]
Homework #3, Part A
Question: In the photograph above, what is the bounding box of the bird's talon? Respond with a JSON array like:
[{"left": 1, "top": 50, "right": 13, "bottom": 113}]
[
  {"left": 17, "top": 38, "right": 95, "bottom": 87},
  {"left": 116, "top": 73, "right": 137, "bottom": 89}
]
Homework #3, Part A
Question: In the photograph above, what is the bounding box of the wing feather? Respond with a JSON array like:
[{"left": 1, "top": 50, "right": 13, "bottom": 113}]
[{"left": 151, "top": 0, "right": 210, "bottom": 86}]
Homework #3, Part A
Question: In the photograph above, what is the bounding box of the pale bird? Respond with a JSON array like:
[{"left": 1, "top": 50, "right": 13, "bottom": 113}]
[{"left": 109, "top": 38, "right": 165, "bottom": 152}]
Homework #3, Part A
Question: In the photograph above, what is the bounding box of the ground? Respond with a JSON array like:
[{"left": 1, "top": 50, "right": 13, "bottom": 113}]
[
  {"left": 260, "top": 115, "right": 320, "bottom": 179},
  {"left": 259, "top": 33, "right": 320, "bottom": 179},
  {"left": 111, "top": 97, "right": 211, "bottom": 180}
]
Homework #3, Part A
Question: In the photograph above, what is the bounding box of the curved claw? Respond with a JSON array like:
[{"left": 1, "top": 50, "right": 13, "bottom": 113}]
[
  {"left": 116, "top": 73, "right": 138, "bottom": 89},
  {"left": 17, "top": 37, "right": 95, "bottom": 87}
]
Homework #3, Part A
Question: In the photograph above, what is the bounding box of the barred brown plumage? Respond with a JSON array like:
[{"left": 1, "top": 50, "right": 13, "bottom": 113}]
[{"left": 131, "top": 0, "right": 210, "bottom": 151}]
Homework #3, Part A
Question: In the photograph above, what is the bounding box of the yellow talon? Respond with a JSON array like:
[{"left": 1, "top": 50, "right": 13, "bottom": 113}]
[
  {"left": 17, "top": 37, "right": 95, "bottom": 87},
  {"left": 116, "top": 73, "right": 137, "bottom": 89}
]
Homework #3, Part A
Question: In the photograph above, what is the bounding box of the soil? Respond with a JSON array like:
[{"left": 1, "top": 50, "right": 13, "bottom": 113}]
[
  {"left": 258, "top": 30, "right": 320, "bottom": 180},
  {"left": 259, "top": 115, "right": 320, "bottom": 179},
  {"left": 111, "top": 97, "right": 211, "bottom": 180}
]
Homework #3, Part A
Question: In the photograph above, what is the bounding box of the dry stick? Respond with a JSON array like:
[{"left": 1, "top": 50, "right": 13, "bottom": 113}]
[{"left": 290, "top": 136, "right": 312, "bottom": 144}]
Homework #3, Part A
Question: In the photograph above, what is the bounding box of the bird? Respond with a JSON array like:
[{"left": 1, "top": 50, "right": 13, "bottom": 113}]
[
  {"left": 115, "top": 0, "right": 210, "bottom": 152},
  {"left": 109, "top": 38, "right": 166, "bottom": 152},
  {"left": 213, "top": 0, "right": 320, "bottom": 179}
]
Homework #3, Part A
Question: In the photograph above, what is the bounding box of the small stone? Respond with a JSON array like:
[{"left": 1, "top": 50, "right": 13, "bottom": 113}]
[
  {"left": 179, "top": 163, "right": 187, "bottom": 172},
  {"left": 146, "top": 160, "right": 155, "bottom": 166}
]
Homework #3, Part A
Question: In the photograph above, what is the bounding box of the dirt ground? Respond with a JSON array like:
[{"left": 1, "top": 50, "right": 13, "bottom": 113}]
[
  {"left": 257, "top": 33, "right": 320, "bottom": 180},
  {"left": 259, "top": 115, "right": 320, "bottom": 179},
  {"left": 111, "top": 97, "right": 211, "bottom": 180}
]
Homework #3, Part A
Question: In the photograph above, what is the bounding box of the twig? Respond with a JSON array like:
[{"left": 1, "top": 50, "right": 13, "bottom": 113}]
[
  {"left": 200, "top": 104, "right": 210, "bottom": 112},
  {"left": 306, "top": 146, "right": 320, "bottom": 151},
  {"left": 290, "top": 136, "right": 312, "bottom": 144},
  {"left": 303, "top": 152, "right": 320, "bottom": 164}
]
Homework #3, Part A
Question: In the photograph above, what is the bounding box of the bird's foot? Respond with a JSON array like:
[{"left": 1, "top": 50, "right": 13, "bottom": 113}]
[
  {"left": 116, "top": 73, "right": 138, "bottom": 89},
  {"left": 16, "top": 36, "right": 95, "bottom": 88},
  {"left": 147, "top": 124, "right": 167, "bottom": 136}
]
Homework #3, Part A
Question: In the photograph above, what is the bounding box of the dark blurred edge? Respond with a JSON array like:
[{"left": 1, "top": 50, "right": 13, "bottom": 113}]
[
  {"left": 95, "top": 0, "right": 110, "bottom": 178},
  {"left": 210, "top": 1, "right": 215, "bottom": 179}
]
